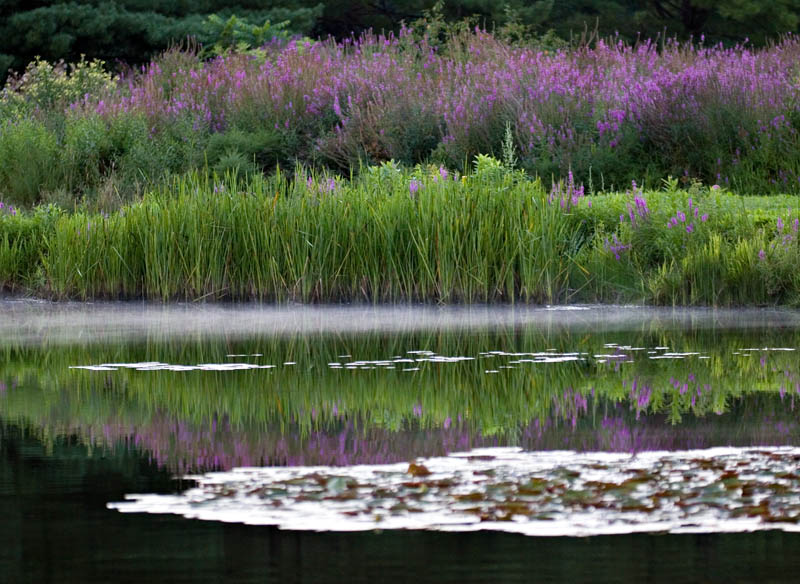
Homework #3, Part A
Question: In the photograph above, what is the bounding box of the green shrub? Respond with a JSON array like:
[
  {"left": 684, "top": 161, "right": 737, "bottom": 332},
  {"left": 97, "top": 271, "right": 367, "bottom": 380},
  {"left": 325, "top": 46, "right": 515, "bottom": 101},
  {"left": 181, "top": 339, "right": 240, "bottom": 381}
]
[
  {"left": 0, "top": 119, "right": 60, "bottom": 206},
  {"left": 0, "top": 203, "right": 59, "bottom": 291},
  {"left": 206, "top": 128, "right": 287, "bottom": 175},
  {"left": 1, "top": 57, "right": 115, "bottom": 117},
  {"left": 62, "top": 113, "right": 115, "bottom": 191}
]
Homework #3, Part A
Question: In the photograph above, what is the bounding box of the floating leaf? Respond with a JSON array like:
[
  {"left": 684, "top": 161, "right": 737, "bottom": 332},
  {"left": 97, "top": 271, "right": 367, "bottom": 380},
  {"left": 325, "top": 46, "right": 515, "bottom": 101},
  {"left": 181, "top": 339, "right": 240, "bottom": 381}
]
[{"left": 407, "top": 462, "right": 432, "bottom": 477}]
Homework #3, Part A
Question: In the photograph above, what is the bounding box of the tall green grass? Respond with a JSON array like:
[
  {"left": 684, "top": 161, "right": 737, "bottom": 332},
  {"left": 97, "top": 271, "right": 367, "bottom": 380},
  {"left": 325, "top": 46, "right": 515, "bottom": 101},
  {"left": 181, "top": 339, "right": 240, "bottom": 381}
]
[
  {"left": 38, "top": 167, "right": 584, "bottom": 302},
  {"left": 2, "top": 163, "right": 800, "bottom": 305}
]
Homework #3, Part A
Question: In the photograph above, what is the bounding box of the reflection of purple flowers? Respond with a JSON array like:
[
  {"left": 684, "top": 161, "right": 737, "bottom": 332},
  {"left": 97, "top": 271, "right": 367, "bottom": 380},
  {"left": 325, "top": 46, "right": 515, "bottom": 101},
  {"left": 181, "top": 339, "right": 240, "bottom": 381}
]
[
  {"left": 552, "top": 387, "right": 588, "bottom": 428},
  {"left": 72, "top": 414, "right": 505, "bottom": 472},
  {"left": 16, "top": 381, "right": 800, "bottom": 472},
  {"left": 628, "top": 378, "right": 652, "bottom": 419}
]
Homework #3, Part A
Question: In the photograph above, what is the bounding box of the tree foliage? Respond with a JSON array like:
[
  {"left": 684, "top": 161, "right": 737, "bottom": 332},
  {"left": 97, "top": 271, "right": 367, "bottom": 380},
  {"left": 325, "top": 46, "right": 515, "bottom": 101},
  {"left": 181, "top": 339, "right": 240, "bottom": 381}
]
[{"left": 0, "top": 1, "right": 323, "bottom": 80}]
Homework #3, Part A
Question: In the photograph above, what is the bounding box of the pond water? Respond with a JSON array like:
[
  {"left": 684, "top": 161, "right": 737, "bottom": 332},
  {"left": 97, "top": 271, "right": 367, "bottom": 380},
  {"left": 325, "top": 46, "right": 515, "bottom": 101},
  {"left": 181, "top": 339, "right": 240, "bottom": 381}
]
[{"left": 4, "top": 302, "right": 800, "bottom": 582}]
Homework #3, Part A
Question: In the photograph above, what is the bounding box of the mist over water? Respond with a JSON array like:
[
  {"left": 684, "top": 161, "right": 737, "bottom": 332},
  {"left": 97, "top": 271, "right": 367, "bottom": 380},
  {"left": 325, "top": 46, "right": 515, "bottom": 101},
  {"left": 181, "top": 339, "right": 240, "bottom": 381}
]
[{"left": 3, "top": 300, "right": 800, "bottom": 345}]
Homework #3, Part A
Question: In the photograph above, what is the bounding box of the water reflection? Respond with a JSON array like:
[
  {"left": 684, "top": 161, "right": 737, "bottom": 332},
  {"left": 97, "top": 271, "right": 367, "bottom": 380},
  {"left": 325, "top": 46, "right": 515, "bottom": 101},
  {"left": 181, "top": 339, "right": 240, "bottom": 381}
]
[{"left": 2, "top": 309, "right": 800, "bottom": 474}]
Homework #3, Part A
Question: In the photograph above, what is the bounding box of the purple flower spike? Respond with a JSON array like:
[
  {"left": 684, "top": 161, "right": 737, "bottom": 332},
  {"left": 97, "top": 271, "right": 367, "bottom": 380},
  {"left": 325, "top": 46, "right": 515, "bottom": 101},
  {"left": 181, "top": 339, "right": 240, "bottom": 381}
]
[{"left": 759, "top": 249, "right": 766, "bottom": 261}]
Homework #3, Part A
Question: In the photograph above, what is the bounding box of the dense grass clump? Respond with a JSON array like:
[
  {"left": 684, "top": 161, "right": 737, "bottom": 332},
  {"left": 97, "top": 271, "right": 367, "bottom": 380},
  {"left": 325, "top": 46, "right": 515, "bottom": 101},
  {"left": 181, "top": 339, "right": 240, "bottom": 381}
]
[
  {"left": 1, "top": 160, "right": 799, "bottom": 305},
  {"left": 36, "top": 165, "right": 581, "bottom": 303},
  {"left": 2, "top": 30, "right": 800, "bottom": 209}
]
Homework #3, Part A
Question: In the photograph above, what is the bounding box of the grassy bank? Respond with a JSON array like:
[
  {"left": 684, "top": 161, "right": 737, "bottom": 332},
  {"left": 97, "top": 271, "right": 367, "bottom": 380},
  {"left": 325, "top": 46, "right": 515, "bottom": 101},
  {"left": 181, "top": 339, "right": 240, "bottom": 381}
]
[
  {"left": 2, "top": 30, "right": 800, "bottom": 210},
  {"left": 1, "top": 162, "right": 799, "bottom": 305}
]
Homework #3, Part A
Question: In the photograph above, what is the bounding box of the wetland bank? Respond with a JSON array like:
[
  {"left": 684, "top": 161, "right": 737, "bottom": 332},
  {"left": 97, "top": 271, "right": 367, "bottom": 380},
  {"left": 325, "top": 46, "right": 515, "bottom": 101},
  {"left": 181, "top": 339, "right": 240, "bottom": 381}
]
[{"left": 4, "top": 15, "right": 800, "bottom": 584}]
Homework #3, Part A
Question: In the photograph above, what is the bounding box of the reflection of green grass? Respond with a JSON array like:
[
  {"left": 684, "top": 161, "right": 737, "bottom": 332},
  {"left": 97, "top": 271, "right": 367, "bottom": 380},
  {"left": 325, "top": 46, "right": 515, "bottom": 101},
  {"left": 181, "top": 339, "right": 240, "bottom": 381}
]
[{"left": 2, "top": 327, "right": 799, "bottom": 435}]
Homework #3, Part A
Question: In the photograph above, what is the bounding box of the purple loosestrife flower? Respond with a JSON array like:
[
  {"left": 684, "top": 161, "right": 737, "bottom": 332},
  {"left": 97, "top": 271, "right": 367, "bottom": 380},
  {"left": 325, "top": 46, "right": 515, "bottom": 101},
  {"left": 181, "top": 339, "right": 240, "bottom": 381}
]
[
  {"left": 777, "top": 217, "right": 784, "bottom": 233},
  {"left": 759, "top": 249, "right": 767, "bottom": 261},
  {"left": 634, "top": 195, "right": 650, "bottom": 216},
  {"left": 604, "top": 233, "right": 631, "bottom": 260},
  {"left": 409, "top": 179, "right": 420, "bottom": 196},
  {"left": 549, "top": 171, "right": 585, "bottom": 210},
  {"left": 67, "top": 28, "right": 800, "bottom": 195}
]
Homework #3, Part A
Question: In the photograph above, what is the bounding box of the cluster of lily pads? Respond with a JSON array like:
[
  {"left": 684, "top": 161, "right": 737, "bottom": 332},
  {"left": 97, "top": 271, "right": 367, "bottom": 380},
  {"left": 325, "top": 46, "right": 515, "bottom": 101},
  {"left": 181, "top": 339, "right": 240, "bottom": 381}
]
[{"left": 112, "top": 447, "right": 800, "bottom": 536}]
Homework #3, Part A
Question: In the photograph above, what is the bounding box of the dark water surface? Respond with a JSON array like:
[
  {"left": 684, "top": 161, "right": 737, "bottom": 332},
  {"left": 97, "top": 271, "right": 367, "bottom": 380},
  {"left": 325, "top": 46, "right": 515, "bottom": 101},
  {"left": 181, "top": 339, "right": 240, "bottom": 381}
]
[{"left": 4, "top": 302, "right": 800, "bottom": 582}]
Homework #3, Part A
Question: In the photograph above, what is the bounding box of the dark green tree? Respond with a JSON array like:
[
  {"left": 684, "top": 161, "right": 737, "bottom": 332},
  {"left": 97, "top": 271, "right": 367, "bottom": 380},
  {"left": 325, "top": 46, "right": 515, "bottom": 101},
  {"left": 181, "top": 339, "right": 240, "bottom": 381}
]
[
  {"left": 0, "top": 1, "right": 323, "bottom": 80},
  {"left": 637, "top": 0, "right": 800, "bottom": 43}
]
